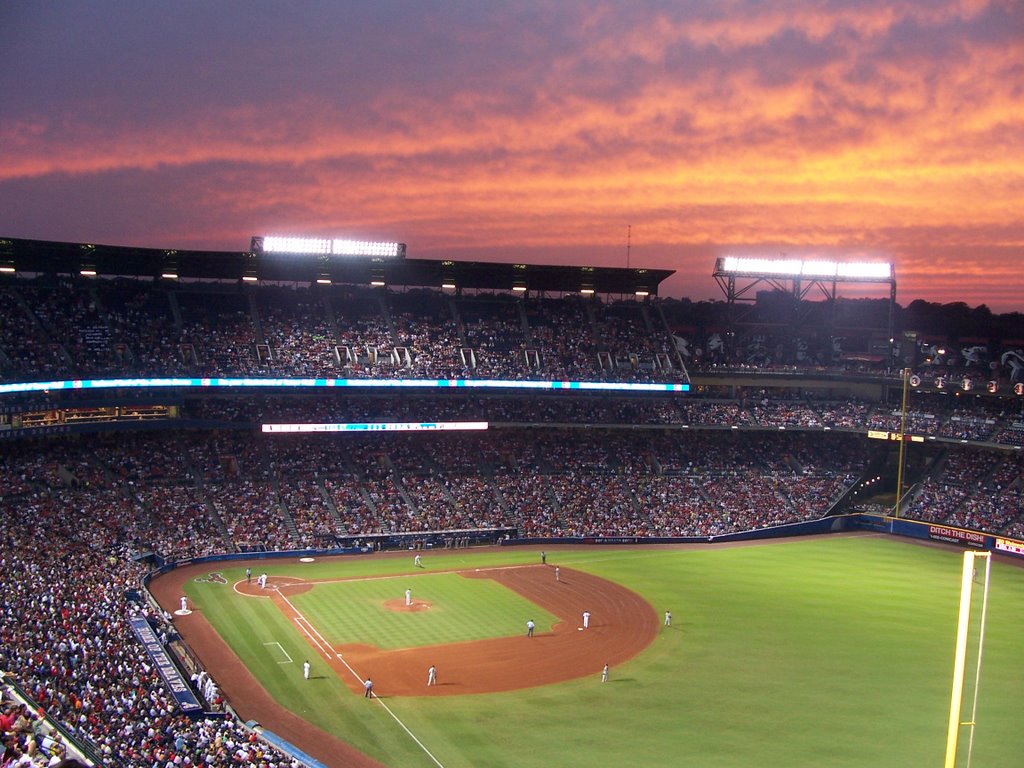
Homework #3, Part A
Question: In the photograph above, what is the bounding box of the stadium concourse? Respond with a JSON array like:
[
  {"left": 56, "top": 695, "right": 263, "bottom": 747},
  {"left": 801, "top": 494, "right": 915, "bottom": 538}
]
[{"left": 1, "top": 274, "right": 1023, "bottom": 766}]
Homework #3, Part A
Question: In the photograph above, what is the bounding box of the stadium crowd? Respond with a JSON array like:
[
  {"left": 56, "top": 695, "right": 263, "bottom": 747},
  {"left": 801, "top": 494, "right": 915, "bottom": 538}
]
[
  {"left": 7, "top": 423, "right": 1020, "bottom": 558},
  {"left": 5, "top": 277, "right": 1024, "bottom": 387},
  {"left": 0, "top": 279, "right": 687, "bottom": 385},
  {"left": 0, "top": 495, "right": 304, "bottom": 767},
  {"left": 1, "top": 413, "right": 1023, "bottom": 766},
  {"left": 2, "top": 274, "right": 1024, "bottom": 767}
]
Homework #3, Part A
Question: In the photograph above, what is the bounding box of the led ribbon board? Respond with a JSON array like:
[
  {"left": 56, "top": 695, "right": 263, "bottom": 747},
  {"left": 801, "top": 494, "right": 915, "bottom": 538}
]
[
  {"left": 262, "top": 421, "right": 489, "bottom": 433},
  {"left": 0, "top": 377, "right": 690, "bottom": 396}
]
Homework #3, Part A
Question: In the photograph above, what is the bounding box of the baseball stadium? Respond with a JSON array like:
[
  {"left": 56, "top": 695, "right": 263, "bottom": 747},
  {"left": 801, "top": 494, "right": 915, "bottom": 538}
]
[{"left": 0, "top": 237, "right": 1022, "bottom": 767}]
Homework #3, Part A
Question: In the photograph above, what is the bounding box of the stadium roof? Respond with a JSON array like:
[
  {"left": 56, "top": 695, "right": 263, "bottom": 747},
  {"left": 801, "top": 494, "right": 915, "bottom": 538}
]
[{"left": 0, "top": 237, "right": 674, "bottom": 296}]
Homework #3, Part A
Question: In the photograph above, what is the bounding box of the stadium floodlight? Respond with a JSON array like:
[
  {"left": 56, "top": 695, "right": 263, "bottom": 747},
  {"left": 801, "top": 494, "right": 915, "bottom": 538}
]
[
  {"left": 332, "top": 239, "right": 402, "bottom": 258},
  {"left": 255, "top": 235, "right": 405, "bottom": 258},
  {"left": 800, "top": 260, "right": 841, "bottom": 277},
  {"left": 315, "top": 273, "right": 332, "bottom": 285},
  {"left": 721, "top": 257, "right": 802, "bottom": 275},
  {"left": 160, "top": 272, "right": 178, "bottom": 280},
  {"left": 441, "top": 280, "right": 457, "bottom": 290},
  {"left": 719, "top": 256, "right": 893, "bottom": 281},
  {"left": 0, "top": 264, "right": 14, "bottom": 274},
  {"left": 80, "top": 268, "right": 97, "bottom": 277},
  {"left": 260, "top": 236, "right": 332, "bottom": 255}
]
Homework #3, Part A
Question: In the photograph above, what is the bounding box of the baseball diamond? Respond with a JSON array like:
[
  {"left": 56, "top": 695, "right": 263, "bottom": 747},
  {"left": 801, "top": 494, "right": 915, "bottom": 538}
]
[{"left": 155, "top": 561, "right": 657, "bottom": 700}]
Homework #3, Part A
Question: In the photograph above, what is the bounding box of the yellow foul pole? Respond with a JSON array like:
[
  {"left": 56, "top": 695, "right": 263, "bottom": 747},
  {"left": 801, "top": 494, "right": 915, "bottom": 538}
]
[
  {"left": 894, "top": 367, "right": 910, "bottom": 517},
  {"left": 944, "top": 551, "right": 981, "bottom": 768}
]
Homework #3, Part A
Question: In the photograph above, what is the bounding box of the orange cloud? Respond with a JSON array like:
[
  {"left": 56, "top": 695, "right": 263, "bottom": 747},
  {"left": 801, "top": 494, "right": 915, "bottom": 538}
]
[{"left": 0, "top": 1, "right": 1021, "bottom": 310}]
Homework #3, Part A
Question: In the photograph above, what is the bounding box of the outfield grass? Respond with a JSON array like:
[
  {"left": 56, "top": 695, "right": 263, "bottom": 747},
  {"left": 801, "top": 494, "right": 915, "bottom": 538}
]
[{"left": 186, "top": 536, "right": 1024, "bottom": 768}]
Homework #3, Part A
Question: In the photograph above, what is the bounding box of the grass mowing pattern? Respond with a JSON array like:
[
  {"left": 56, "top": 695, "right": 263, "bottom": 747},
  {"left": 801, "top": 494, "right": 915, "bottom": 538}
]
[
  {"left": 186, "top": 537, "right": 1024, "bottom": 768},
  {"left": 289, "top": 571, "right": 560, "bottom": 648}
]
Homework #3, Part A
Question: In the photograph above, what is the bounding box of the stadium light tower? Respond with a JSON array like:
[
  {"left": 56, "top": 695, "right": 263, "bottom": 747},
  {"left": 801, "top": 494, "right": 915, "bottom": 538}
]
[{"left": 712, "top": 255, "right": 897, "bottom": 347}]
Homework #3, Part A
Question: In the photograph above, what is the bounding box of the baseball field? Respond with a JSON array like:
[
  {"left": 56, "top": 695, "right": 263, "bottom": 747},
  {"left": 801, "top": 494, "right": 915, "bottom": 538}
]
[{"left": 154, "top": 534, "right": 1024, "bottom": 768}]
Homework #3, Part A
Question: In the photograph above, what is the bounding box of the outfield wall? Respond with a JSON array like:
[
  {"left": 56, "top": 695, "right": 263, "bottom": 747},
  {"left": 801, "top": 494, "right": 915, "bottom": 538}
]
[
  {"left": 502, "top": 515, "right": 847, "bottom": 547},
  {"left": 502, "top": 514, "right": 1024, "bottom": 564},
  {"left": 851, "top": 513, "right": 1024, "bottom": 562}
]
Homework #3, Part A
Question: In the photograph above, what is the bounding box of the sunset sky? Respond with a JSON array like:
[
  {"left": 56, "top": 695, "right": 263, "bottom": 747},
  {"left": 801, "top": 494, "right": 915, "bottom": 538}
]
[{"left": 1, "top": 1, "right": 1022, "bottom": 310}]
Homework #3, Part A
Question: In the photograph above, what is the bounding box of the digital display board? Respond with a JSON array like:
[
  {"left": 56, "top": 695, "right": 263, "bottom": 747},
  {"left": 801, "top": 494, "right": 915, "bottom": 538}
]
[
  {"left": 995, "top": 538, "right": 1024, "bottom": 557},
  {"left": 262, "top": 421, "right": 488, "bottom": 433},
  {"left": 0, "top": 376, "right": 690, "bottom": 396}
]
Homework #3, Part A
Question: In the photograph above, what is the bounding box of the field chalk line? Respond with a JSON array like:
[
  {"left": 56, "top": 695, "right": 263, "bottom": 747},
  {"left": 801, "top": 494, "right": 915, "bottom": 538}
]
[
  {"left": 274, "top": 589, "right": 446, "bottom": 768},
  {"left": 262, "top": 641, "right": 292, "bottom": 665}
]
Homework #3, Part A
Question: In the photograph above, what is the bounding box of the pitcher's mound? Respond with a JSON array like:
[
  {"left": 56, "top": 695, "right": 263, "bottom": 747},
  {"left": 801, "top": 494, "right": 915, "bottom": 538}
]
[{"left": 383, "top": 598, "right": 432, "bottom": 612}]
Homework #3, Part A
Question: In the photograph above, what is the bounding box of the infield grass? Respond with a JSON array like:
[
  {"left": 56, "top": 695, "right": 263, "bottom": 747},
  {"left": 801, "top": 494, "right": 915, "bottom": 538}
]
[
  {"left": 289, "top": 571, "right": 560, "bottom": 648},
  {"left": 185, "top": 535, "right": 1024, "bottom": 768}
]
